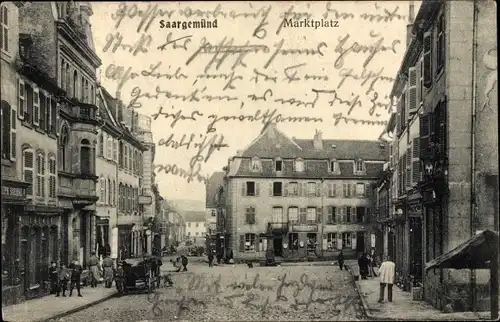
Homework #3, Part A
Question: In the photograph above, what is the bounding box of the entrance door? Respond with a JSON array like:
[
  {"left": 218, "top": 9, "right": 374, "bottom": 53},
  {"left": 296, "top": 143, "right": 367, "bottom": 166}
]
[
  {"left": 410, "top": 217, "right": 423, "bottom": 283},
  {"left": 388, "top": 231, "right": 395, "bottom": 259},
  {"left": 356, "top": 232, "right": 365, "bottom": 253},
  {"left": 273, "top": 237, "right": 283, "bottom": 256}
]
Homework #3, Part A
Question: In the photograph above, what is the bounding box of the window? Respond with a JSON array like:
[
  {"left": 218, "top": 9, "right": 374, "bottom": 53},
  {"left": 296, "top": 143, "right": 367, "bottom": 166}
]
[
  {"left": 58, "top": 126, "right": 69, "bottom": 171},
  {"left": 250, "top": 157, "right": 260, "bottom": 171},
  {"left": 73, "top": 70, "right": 78, "bottom": 99},
  {"left": 108, "top": 179, "right": 112, "bottom": 205},
  {"left": 195, "top": 232, "right": 199, "bottom": 236},
  {"left": 1, "top": 101, "right": 15, "bottom": 160},
  {"left": 275, "top": 159, "right": 283, "bottom": 172},
  {"left": 211, "top": 210, "right": 216, "bottom": 217},
  {"left": 18, "top": 79, "right": 26, "bottom": 120},
  {"left": 65, "top": 63, "right": 70, "bottom": 95},
  {"left": 49, "top": 156, "right": 56, "bottom": 199},
  {"left": 61, "top": 59, "right": 66, "bottom": 90},
  {"left": 195, "top": 223, "right": 199, "bottom": 228},
  {"left": 39, "top": 92, "right": 46, "bottom": 130},
  {"left": 327, "top": 233, "right": 337, "bottom": 250},
  {"left": 45, "top": 96, "right": 51, "bottom": 133},
  {"left": 327, "top": 206, "right": 336, "bottom": 224},
  {"left": 289, "top": 233, "right": 299, "bottom": 250},
  {"left": 80, "top": 139, "right": 92, "bottom": 175},
  {"left": 90, "top": 85, "right": 94, "bottom": 104},
  {"left": 346, "top": 207, "right": 353, "bottom": 223},
  {"left": 187, "top": 222, "right": 191, "bottom": 228},
  {"left": 327, "top": 183, "right": 336, "bottom": 198},
  {"left": 306, "top": 207, "right": 316, "bottom": 224},
  {"left": 342, "top": 232, "right": 352, "bottom": 248},
  {"left": 33, "top": 87, "right": 40, "bottom": 126},
  {"left": 118, "top": 183, "right": 123, "bottom": 211},
  {"left": 124, "top": 146, "right": 128, "bottom": 170},
  {"left": 187, "top": 231, "right": 191, "bottom": 236},
  {"left": 294, "top": 158, "right": 304, "bottom": 172},
  {"left": 307, "top": 182, "right": 316, "bottom": 196},
  {"left": 98, "top": 132, "right": 104, "bottom": 157},
  {"left": 299, "top": 207, "right": 307, "bottom": 224},
  {"left": 244, "top": 181, "right": 258, "bottom": 196},
  {"left": 36, "top": 153, "right": 45, "bottom": 198},
  {"left": 288, "top": 182, "right": 298, "bottom": 196},
  {"left": 354, "top": 159, "right": 364, "bottom": 173},
  {"left": 272, "top": 206, "right": 284, "bottom": 222},
  {"left": 244, "top": 233, "right": 256, "bottom": 251},
  {"left": 288, "top": 207, "right": 298, "bottom": 223},
  {"left": 80, "top": 76, "right": 84, "bottom": 101},
  {"left": 23, "top": 149, "right": 34, "bottom": 197},
  {"left": 84, "top": 79, "right": 89, "bottom": 103},
  {"left": 272, "top": 182, "right": 282, "bottom": 196},
  {"left": 356, "top": 183, "right": 365, "bottom": 197},
  {"left": 343, "top": 183, "right": 353, "bottom": 198},
  {"left": 1, "top": 5, "right": 8, "bottom": 52},
  {"left": 113, "top": 139, "right": 118, "bottom": 162},
  {"left": 336, "top": 207, "right": 346, "bottom": 223},
  {"left": 329, "top": 159, "right": 337, "bottom": 172},
  {"left": 245, "top": 207, "right": 255, "bottom": 224},
  {"left": 112, "top": 180, "right": 116, "bottom": 205}
]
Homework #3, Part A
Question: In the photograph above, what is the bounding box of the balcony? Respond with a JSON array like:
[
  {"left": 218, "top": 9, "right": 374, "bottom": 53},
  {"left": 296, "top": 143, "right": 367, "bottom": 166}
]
[
  {"left": 59, "top": 97, "right": 99, "bottom": 125},
  {"left": 267, "top": 222, "right": 289, "bottom": 234},
  {"left": 58, "top": 172, "right": 98, "bottom": 208}
]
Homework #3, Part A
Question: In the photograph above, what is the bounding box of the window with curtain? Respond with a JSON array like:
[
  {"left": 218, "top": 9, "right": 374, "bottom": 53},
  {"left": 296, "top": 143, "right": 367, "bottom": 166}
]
[
  {"left": 80, "top": 139, "right": 91, "bottom": 175},
  {"left": 98, "top": 132, "right": 104, "bottom": 157},
  {"left": 327, "top": 233, "right": 337, "bottom": 250},
  {"left": 306, "top": 207, "right": 316, "bottom": 223},
  {"left": 272, "top": 206, "right": 283, "bottom": 223},
  {"left": 288, "top": 207, "right": 298, "bottom": 223}
]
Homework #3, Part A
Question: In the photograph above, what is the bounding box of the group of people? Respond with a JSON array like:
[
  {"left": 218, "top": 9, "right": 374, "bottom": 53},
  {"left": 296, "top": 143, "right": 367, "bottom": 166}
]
[
  {"left": 207, "top": 248, "right": 234, "bottom": 267},
  {"left": 170, "top": 255, "right": 189, "bottom": 272},
  {"left": 358, "top": 250, "right": 380, "bottom": 279},
  {"left": 49, "top": 260, "right": 84, "bottom": 297}
]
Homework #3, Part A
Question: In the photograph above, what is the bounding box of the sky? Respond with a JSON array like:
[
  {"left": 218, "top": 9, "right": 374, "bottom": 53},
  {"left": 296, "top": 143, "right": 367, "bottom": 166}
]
[{"left": 89, "top": 1, "right": 421, "bottom": 203}]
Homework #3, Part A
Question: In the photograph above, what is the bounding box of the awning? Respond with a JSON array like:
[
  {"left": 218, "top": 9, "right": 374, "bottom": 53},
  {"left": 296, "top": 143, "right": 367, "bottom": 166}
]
[{"left": 425, "top": 229, "right": 499, "bottom": 270}]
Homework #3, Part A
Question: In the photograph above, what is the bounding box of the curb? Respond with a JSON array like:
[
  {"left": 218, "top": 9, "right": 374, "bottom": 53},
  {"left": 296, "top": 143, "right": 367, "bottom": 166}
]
[
  {"left": 346, "top": 264, "right": 382, "bottom": 321},
  {"left": 38, "top": 292, "right": 119, "bottom": 322}
]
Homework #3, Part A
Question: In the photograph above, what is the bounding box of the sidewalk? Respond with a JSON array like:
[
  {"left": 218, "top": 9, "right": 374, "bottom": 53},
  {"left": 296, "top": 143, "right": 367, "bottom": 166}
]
[
  {"left": 345, "top": 260, "right": 495, "bottom": 321},
  {"left": 3, "top": 287, "right": 117, "bottom": 322}
]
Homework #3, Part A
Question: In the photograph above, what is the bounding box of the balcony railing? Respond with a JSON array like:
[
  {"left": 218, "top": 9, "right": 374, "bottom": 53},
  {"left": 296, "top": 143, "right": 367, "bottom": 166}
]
[
  {"left": 59, "top": 98, "right": 98, "bottom": 123},
  {"left": 267, "top": 222, "right": 289, "bottom": 234}
]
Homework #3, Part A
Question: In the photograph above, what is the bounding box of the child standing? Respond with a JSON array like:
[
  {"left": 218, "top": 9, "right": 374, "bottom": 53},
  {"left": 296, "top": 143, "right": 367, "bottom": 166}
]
[{"left": 56, "top": 264, "right": 70, "bottom": 297}]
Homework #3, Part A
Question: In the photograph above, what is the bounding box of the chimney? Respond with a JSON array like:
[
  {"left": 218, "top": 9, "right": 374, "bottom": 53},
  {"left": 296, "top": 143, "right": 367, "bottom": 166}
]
[
  {"left": 313, "top": 130, "right": 323, "bottom": 150},
  {"left": 406, "top": 1, "right": 415, "bottom": 48}
]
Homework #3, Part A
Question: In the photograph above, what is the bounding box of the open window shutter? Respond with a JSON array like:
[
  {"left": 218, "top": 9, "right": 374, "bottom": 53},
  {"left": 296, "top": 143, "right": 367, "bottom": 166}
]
[
  {"left": 317, "top": 207, "right": 322, "bottom": 223},
  {"left": 39, "top": 92, "right": 46, "bottom": 130},
  {"left": 10, "top": 107, "right": 16, "bottom": 161},
  {"left": 283, "top": 183, "right": 288, "bottom": 197},
  {"left": 408, "top": 66, "right": 418, "bottom": 115},
  {"left": 396, "top": 99, "right": 401, "bottom": 134},
  {"left": 406, "top": 148, "right": 412, "bottom": 188},
  {"left": 299, "top": 208, "right": 306, "bottom": 224},
  {"left": 412, "top": 138, "right": 421, "bottom": 184},
  {"left": 436, "top": 100, "right": 447, "bottom": 158},
  {"left": 293, "top": 160, "right": 296, "bottom": 172},
  {"left": 241, "top": 183, "right": 245, "bottom": 196},
  {"left": 322, "top": 234, "right": 328, "bottom": 250},
  {"left": 24, "top": 151, "right": 34, "bottom": 197},
  {"left": 239, "top": 235, "right": 245, "bottom": 252},
  {"left": 268, "top": 182, "right": 273, "bottom": 196},
  {"left": 316, "top": 183, "right": 321, "bottom": 197},
  {"left": 26, "top": 84, "right": 33, "bottom": 123},
  {"left": 416, "top": 61, "right": 422, "bottom": 114},
  {"left": 352, "top": 207, "right": 357, "bottom": 223},
  {"left": 55, "top": 102, "right": 60, "bottom": 136},
  {"left": 17, "top": 79, "right": 24, "bottom": 120},
  {"left": 423, "top": 31, "right": 433, "bottom": 88},
  {"left": 351, "top": 233, "right": 357, "bottom": 250},
  {"left": 327, "top": 183, "right": 333, "bottom": 197},
  {"left": 33, "top": 87, "right": 40, "bottom": 126},
  {"left": 327, "top": 206, "right": 333, "bottom": 223},
  {"left": 255, "top": 182, "right": 260, "bottom": 196}
]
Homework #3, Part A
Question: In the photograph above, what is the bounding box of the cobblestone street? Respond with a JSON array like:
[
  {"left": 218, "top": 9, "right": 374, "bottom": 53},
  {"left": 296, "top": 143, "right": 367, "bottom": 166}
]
[{"left": 53, "top": 262, "right": 366, "bottom": 321}]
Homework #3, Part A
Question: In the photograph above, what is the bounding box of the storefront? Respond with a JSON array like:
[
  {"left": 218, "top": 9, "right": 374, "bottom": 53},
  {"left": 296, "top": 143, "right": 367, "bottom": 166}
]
[
  {"left": 117, "top": 224, "right": 133, "bottom": 260},
  {"left": 1, "top": 179, "right": 29, "bottom": 305},
  {"left": 96, "top": 217, "right": 110, "bottom": 258}
]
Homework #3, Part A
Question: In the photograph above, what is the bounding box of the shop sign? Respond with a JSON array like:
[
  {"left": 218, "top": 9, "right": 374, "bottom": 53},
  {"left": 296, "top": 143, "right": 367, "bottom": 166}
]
[
  {"left": 73, "top": 199, "right": 91, "bottom": 206},
  {"left": 97, "top": 218, "right": 109, "bottom": 226},
  {"left": 2, "top": 185, "right": 26, "bottom": 198},
  {"left": 139, "top": 195, "right": 152, "bottom": 205}
]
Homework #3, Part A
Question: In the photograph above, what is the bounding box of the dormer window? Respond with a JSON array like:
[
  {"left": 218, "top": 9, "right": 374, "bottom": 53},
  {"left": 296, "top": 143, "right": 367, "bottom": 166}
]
[
  {"left": 329, "top": 159, "right": 338, "bottom": 173},
  {"left": 251, "top": 157, "right": 261, "bottom": 171},
  {"left": 294, "top": 158, "right": 305, "bottom": 172},
  {"left": 275, "top": 158, "right": 283, "bottom": 172},
  {"left": 354, "top": 159, "right": 365, "bottom": 174}
]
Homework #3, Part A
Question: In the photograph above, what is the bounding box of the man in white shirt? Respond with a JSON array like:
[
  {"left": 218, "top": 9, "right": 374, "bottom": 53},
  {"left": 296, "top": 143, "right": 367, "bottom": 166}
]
[{"left": 378, "top": 255, "right": 396, "bottom": 303}]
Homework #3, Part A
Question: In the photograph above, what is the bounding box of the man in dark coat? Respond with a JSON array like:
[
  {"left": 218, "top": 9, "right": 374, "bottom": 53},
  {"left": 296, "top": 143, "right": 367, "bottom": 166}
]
[
  {"left": 337, "top": 250, "right": 345, "bottom": 271},
  {"left": 181, "top": 255, "right": 188, "bottom": 271},
  {"left": 69, "top": 260, "right": 83, "bottom": 297},
  {"left": 49, "top": 261, "right": 59, "bottom": 294},
  {"left": 208, "top": 252, "right": 214, "bottom": 267}
]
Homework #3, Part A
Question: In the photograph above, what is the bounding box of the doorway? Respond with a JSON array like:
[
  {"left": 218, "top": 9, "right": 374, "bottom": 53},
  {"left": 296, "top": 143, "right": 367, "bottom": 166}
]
[
  {"left": 356, "top": 232, "right": 365, "bottom": 253},
  {"left": 273, "top": 237, "right": 283, "bottom": 256}
]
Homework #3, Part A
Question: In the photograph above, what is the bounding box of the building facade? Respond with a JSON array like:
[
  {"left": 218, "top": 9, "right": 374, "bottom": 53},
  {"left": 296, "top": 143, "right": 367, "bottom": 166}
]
[
  {"left": 184, "top": 211, "right": 207, "bottom": 239},
  {"left": 205, "top": 172, "right": 225, "bottom": 253},
  {"left": 381, "top": 0, "right": 498, "bottom": 311},
  {"left": 225, "top": 124, "right": 387, "bottom": 262}
]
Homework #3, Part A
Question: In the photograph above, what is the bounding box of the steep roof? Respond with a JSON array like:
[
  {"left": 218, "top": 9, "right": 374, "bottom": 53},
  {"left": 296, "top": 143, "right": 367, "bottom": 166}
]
[
  {"left": 183, "top": 211, "right": 206, "bottom": 223},
  {"left": 206, "top": 172, "right": 225, "bottom": 208},
  {"left": 240, "top": 124, "right": 389, "bottom": 161}
]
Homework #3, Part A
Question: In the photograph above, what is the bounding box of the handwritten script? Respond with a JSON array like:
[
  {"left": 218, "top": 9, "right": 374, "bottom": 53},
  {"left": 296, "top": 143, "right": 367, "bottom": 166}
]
[{"left": 97, "top": 1, "right": 405, "bottom": 184}]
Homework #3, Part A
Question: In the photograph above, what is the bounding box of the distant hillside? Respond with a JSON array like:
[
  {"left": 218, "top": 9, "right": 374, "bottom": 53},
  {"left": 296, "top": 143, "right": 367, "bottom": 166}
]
[{"left": 170, "top": 199, "right": 205, "bottom": 212}]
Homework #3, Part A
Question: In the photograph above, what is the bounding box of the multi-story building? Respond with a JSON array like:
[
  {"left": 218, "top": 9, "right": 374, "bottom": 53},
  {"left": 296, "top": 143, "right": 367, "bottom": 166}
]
[
  {"left": 374, "top": 162, "right": 392, "bottom": 259},
  {"left": 19, "top": 1, "right": 101, "bottom": 273},
  {"left": 225, "top": 124, "right": 388, "bottom": 261},
  {"left": 381, "top": 0, "right": 498, "bottom": 311},
  {"left": 205, "top": 171, "right": 225, "bottom": 252},
  {"left": 184, "top": 211, "right": 207, "bottom": 240},
  {"left": 167, "top": 211, "right": 185, "bottom": 246}
]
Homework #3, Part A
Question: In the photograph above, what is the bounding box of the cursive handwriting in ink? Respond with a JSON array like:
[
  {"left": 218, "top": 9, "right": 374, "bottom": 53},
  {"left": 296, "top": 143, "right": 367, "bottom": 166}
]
[
  {"left": 322, "top": 2, "right": 356, "bottom": 20},
  {"left": 196, "top": 72, "right": 243, "bottom": 91},
  {"left": 276, "top": 5, "right": 314, "bottom": 36},
  {"left": 141, "top": 61, "right": 189, "bottom": 80},
  {"left": 252, "top": 5, "right": 272, "bottom": 39},
  {"left": 111, "top": 3, "right": 175, "bottom": 33},
  {"left": 158, "top": 133, "right": 228, "bottom": 154},
  {"left": 264, "top": 39, "right": 327, "bottom": 69},
  {"left": 360, "top": 5, "right": 406, "bottom": 23},
  {"left": 332, "top": 112, "right": 388, "bottom": 126},
  {"left": 334, "top": 32, "right": 400, "bottom": 69},
  {"left": 158, "top": 33, "right": 192, "bottom": 51},
  {"left": 229, "top": 274, "right": 274, "bottom": 292},
  {"left": 189, "top": 134, "right": 228, "bottom": 169},
  {"left": 154, "top": 162, "right": 210, "bottom": 184},
  {"left": 250, "top": 69, "right": 278, "bottom": 83},
  {"left": 247, "top": 89, "right": 320, "bottom": 109},
  {"left": 283, "top": 63, "right": 329, "bottom": 83},
  {"left": 241, "top": 293, "right": 271, "bottom": 317},
  {"left": 151, "top": 106, "right": 203, "bottom": 127},
  {"left": 312, "top": 89, "right": 362, "bottom": 115},
  {"left": 337, "top": 67, "right": 395, "bottom": 95},
  {"left": 368, "top": 91, "right": 393, "bottom": 117},
  {"left": 206, "top": 108, "right": 323, "bottom": 133},
  {"left": 102, "top": 32, "right": 152, "bottom": 56},
  {"left": 104, "top": 65, "right": 139, "bottom": 92}
]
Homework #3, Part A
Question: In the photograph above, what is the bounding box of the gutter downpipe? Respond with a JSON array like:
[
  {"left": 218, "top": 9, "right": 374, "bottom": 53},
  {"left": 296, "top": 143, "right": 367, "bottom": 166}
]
[{"left": 470, "top": 0, "right": 479, "bottom": 311}]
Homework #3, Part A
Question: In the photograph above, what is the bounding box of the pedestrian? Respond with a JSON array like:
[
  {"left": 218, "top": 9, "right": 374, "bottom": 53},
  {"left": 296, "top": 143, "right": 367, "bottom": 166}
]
[
  {"left": 358, "top": 253, "right": 369, "bottom": 279},
  {"left": 378, "top": 255, "right": 396, "bottom": 303},
  {"left": 208, "top": 251, "right": 214, "bottom": 267},
  {"left": 337, "top": 250, "right": 345, "bottom": 271},
  {"left": 88, "top": 251, "right": 100, "bottom": 288},
  {"left": 56, "top": 263, "right": 70, "bottom": 297},
  {"left": 102, "top": 255, "right": 114, "bottom": 288},
  {"left": 181, "top": 255, "right": 188, "bottom": 271},
  {"left": 49, "top": 261, "right": 59, "bottom": 294},
  {"left": 69, "top": 260, "right": 83, "bottom": 297}
]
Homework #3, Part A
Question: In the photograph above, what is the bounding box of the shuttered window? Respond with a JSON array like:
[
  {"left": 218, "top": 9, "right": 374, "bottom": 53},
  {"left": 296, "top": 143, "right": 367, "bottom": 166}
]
[
  {"left": 25, "top": 83, "right": 33, "bottom": 123},
  {"left": 288, "top": 207, "right": 299, "bottom": 223},
  {"left": 423, "top": 31, "right": 433, "bottom": 88},
  {"left": 39, "top": 91, "right": 46, "bottom": 130},
  {"left": 435, "top": 100, "right": 447, "bottom": 157},
  {"left": 299, "top": 208, "right": 307, "bottom": 224},
  {"left": 437, "top": 13, "right": 445, "bottom": 73},
  {"left": 36, "top": 153, "right": 45, "bottom": 197},
  {"left": 33, "top": 87, "right": 40, "bottom": 126},
  {"left": 406, "top": 148, "right": 412, "bottom": 188},
  {"left": 24, "top": 150, "right": 34, "bottom": 197},
  {"left": 412, "top": 138, "right": 421, "bottom": 185},
  {"left": 407, "top": 66, "right": 418, "bottom": 115},
  {"left": 18, "top": 79, "right": 25, "bottom": 120},
  {"left": 327, "top": 206, "right": 336, "bottom": 224},
  {"left": 245, "top": 207, "right": 256, "bottom": 224},
  {"left": 51, "top": 99, "right": 57, "bottom": 135},
  {"left": 420, "top": 113, "right": 434, "bottom": 159},
  {"left": 49, "top": 157, "right": 56, "bottom": 199},
  {"left": 1, "top": 102, "right": 11, "bottom": 159}
]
